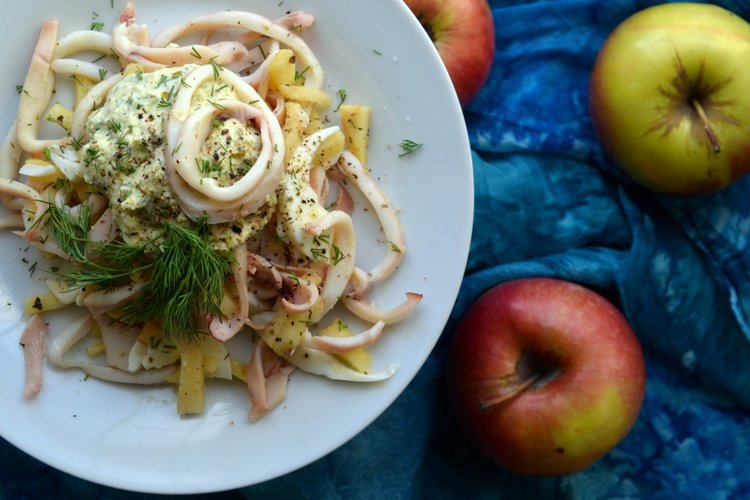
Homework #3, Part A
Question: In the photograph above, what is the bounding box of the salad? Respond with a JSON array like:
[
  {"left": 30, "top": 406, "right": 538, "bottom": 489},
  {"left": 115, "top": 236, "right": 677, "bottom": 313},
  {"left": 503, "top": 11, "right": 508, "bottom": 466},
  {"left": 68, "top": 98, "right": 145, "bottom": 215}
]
[{"left": 2, "top": 1, "right": 421, "bottom": 421}]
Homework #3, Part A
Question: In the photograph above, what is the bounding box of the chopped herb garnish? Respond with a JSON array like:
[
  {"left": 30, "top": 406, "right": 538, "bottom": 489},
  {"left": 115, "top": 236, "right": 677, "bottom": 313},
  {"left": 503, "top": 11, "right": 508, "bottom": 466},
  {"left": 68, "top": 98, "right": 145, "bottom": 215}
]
[
  {"left": 334, "top": 89, "right": 347, "bottom": 112},
  {"left": 206, "top": 99, "right": 227, "bottom": 110},
  {"left": 157, "top": 85, "right": 177, "bottom": 108},
  {"left": 372, "top": 49, "right": 382, "bottom": 55},
  {"left": 398, "top": 139, "right": 423, "bottom": 157},
  {"left": 35, "top": 203, "right": 230, "bottom": 342},
  {"left": 190, "top": 46, "right": 202, "bottom": 59},
  {"left": 331, "top": 244, "right": 345, "bottom": 265},
  {"left": 90, "top": 21, "right": 104, "bottom": 32},
  {"left": 310, "top": 247, "right": 327, "bottom": 262},
  {"left": 106, "top": 119, "right": 121, "bottom": 133},
  {"left": 294, "top": 66, "right": 310, "bottom": 82},
  {"left": 312, "top": 233, "right": 330, "bottom": 246},
  {"left": 197, "top": 158, "right": 223, "bottom": 175},
  {"left": 287, "top": 271, "right": 300, "bottom": 286},
  {"left": 209, "top": 57, "right": 224, "bottom": 79}
]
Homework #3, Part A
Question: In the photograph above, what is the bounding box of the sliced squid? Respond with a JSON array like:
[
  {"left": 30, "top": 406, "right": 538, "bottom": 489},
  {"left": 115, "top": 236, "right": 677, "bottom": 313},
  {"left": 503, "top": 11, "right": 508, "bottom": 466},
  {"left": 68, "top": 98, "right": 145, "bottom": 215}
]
[
  {"left": 342, "top": 293, "right": 423, "bottom": 325},
  {"left": 150, "top": 9, "right": 323, "bottom": 89},
  {"left": 49, "top": 314, "right": 176, "bottom": 384},
  {"left": 337, "top": 151, "right": 406, "bottom": 283},
  {"left": 165, "top": 64, "right": 284, "bottom": 223},
  {"left": 209, "top": 244, "right": 250, "bottom": 342},
  {"left": 304, "top": 321, "right": 385, "bottom": 354},
  {"left": 53, "top": 31, "right": 117, "bottom": 60},
  {"left": 113, "top": 2, "right": 250, "bottom": 71},
  {"left": 20, "top": 314, "right": 48, "bottom": 399},
  {"left": 276, "top": 127, "right": 356, "bottom": 321},
  {"left": 290, "top": 338, "right": 398, "bottom": 382},
  {"left": 17, "top": 20, "right": 65, "bottom": 153},
  {"left": 80, "top": 285, "right": 143, "bottom": 371},
  {"left": 247, "top": 339, "right": 294, "bottom": 421}
]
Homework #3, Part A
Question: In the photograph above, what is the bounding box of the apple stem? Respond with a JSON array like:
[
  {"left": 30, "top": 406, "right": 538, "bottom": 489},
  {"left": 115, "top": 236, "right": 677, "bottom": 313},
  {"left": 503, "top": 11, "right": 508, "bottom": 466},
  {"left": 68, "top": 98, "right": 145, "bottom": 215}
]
[
  {"left": 478, "top": 373, "right": 541, "bottom": 411},
  {"left": 691, "top": 99, "right": 721, "bottom": 153}
]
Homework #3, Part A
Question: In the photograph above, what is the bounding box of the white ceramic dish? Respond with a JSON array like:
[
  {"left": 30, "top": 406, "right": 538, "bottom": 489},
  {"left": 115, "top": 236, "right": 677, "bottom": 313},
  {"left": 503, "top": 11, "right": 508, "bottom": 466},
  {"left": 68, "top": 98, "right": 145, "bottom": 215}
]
[{"left": 0, "top": 0, "right": 473, "bottom": 494}]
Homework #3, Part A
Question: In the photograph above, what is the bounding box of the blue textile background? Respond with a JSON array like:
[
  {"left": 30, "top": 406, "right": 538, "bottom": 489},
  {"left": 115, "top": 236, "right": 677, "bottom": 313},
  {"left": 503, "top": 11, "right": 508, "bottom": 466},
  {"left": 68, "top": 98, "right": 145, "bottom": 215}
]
[{"left": 3, "top": 0, "right": 750, "bottom": 498}]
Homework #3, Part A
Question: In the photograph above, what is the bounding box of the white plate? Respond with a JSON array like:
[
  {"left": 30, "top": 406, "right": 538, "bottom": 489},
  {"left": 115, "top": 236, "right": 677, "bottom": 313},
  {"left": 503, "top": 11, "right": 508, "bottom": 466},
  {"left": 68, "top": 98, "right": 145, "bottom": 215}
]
[{"left": 0, "top": 0, "right": 472, "bottom": 494}]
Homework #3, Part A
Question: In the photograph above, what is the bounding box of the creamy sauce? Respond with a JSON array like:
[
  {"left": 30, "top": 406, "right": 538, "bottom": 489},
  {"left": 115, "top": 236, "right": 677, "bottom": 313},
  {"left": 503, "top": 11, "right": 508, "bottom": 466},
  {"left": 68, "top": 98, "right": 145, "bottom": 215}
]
[{"left": 80, "top": 65, "right": 273, "bottom": 251}]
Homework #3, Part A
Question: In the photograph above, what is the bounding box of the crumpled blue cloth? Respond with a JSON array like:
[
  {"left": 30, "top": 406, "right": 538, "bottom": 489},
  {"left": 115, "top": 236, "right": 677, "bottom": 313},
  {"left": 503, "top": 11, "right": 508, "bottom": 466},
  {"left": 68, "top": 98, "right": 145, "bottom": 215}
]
[{"left": 3, "top": 0, "right": 750, "bottom": 498}]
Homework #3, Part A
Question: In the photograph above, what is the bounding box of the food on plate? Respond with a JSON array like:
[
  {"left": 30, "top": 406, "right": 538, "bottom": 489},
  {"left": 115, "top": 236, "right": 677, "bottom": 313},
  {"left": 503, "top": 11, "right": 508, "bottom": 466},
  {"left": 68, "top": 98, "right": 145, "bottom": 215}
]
[
  {"left": 590, "top": 2, "right": 750, "bottom": 195},
  {"left": 1, "top": 2, "right": 422, "bottom": 421},
  {"left": 403, "top": 0, "right": 495, "bottom": 107},
  {"left": 446, "top": 278, "right": 646, "bottom": 475}
]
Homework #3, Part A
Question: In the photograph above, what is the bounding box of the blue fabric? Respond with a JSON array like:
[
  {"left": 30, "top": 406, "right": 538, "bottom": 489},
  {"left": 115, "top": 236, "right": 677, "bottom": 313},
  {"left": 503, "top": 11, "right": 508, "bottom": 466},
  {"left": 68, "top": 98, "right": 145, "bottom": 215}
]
[{"left": 3, "top": 0, "right": 750, "bottom": 498}]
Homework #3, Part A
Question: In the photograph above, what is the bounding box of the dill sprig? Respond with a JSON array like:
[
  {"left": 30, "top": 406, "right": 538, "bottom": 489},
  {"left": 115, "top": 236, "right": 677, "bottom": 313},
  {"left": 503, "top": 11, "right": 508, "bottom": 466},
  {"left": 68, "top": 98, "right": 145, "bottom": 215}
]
[
  {"left": 118, "top": 220, "right": 232, "bottom": 340},
  {"left": 37, "top": 203, "right": 231, "bottom": 341},
  {"left": 398, "top": 139, "right": 423, "bottom": 157},
  {"left": 37, "top": 203, "right": 149, "bottom": 288}
]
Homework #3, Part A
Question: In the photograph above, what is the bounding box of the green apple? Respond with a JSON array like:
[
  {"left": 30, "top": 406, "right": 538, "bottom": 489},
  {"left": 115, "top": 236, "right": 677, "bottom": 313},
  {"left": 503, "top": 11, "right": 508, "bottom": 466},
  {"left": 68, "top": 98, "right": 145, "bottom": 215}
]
[{"left": 589, "top": 3, "right": 750, "bottom": 196}]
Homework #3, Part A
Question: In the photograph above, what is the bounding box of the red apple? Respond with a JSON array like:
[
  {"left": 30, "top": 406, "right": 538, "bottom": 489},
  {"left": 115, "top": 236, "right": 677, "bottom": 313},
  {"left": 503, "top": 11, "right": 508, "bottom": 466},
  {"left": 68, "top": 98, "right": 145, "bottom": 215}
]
[
  {"left": 589, "top": 3, "right": 750, "bottom": 195},
  {"left": 404, "top": 0, "right": 495, "bottom": 107},
  {"left": 446, "top": 278, "right": 646, "bottom": 476}
]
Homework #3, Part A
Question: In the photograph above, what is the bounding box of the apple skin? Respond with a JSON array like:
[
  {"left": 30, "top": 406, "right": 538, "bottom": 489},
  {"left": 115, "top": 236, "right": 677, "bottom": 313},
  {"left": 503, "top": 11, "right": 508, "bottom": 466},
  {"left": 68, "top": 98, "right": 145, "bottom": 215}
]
[
  {"left": 445, "top": 278, "right": 646, "bottom": 476},
  {"left": 589, "top": 3, "right": 750, "bottom": 196},
  {"left": 404, "top": 0, "right": 495, "bottom": 107}
]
